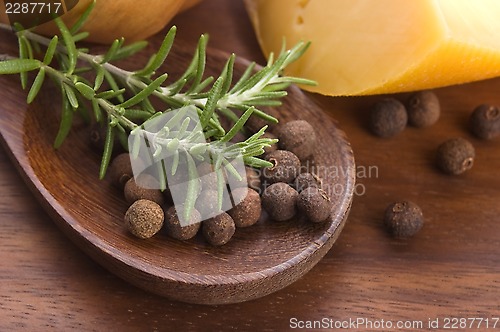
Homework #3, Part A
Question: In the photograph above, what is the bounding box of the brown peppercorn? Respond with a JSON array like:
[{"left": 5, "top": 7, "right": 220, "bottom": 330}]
[
  {"left": 202, "top": 212, "right": 236, "bottom": 246},
  {"left": 469, "top": 104, "right": 500, "bottom": 140},
  {"left": 436, "top": 138, "right": 475, "bottom": 175},
  {"left": 276, "top": 120, "right": 317, "bottom": 160},
  {"left": 384, "top": 201, "right": 424, "bottom": 238},
  {"left": 370, "top": 98, "right": 407, "bottom": 138},
  {"left": 406, "top": 90, "right": 440, "bottom": 127},
  {"left": 228, "top": 188, "right": 261, "bottom": 227},
  {"left": 261, "top": 183, "right": 298, "bottom": 221},
  {"left": 195, "top": 189, "right": 227, "bottom": 218},
  {"left": 294, "top": 172, "right": 322, "bottom": 193},
  {"left": 261, "top": 150, "right": 301, "bottom": 184},
  {"left": 164, "top": 205, "right": 201, "bottom": 241},
  {"left": 109, "top": 153, "right": 133, "bottom": 189},
  {"left": 297, "top": 187, "right": 331, "bottom": 223},
  {"left": 245, "top": 167, "right": 261, "bottom": 192},
  {"left": 197, "top": 162, "right": 219, "bottom": 191},
  {"left": 124, "top": 176, "right": 164, "bottom": 205},
  {"left": 124, "top": 199, "right": 164, "bottom": 239}
]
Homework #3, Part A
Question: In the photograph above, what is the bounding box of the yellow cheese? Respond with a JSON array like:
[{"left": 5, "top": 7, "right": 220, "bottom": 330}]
[{"left": 245, "top": 0, "right": 500, "bottom": 96}]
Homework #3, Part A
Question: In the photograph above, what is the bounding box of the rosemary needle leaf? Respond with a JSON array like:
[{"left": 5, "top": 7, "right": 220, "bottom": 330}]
[
  {"left": 94, "top": 65, "right": 105, "bottom": 90},
  {"left": 95, "top": 88, "right": 126, "bottom": 100},
  {"left": 244, "top": 156, "right": 273, "bottom": 169},
  {"left": 100, "top": 38, "right": 124, "bottom": 64},
  {"left": 200, "top": 76, "right": 224, "bottom": 128},
  {"left": 158, "top": 159, "right": 167, "bottom": 191},
  {"left": 54, "top": 94, "right": 74, "bottom": 149},
  {"left": 192, "top": 76, "right": 214, "bottom": 94},
  {"left": 112, "top": 40, "right": 148, "bottom": 61},
  {"left": 229, "top": 62, "right": 256, "bottom": 93},
  {"left": 91, "top": 99, "right": 101, "bottom": 123},
  {"left": 178, "top": 117, "right": 191, "bottom": 138},
  {"left": 27, "top": 68, "right": 45, "bottom": 104},
  {"left": 99, "top": 123, "right": 115, "bottom": 179},
  {"left": 222, "top": 159, "right": 242, "bottom": 181},
  {"left": 184, "top": 152, "right": 199, "bottom": 221},
  {"left": 219, "top": 54, "right": 235, "bottom": 96},
  {"left": 130, "top": 129, "right": 142, "bottom": 159},
  {"left": 20, "top": 36, "right": 34, "bottom": 59},
  {"left": 72, "top": 32, "right": 90, "bottom": 43},
  {"left": 54, "top": 17, "right": 77, "bottom": 75},
  {"left": 140, "top": 97, "right": 156, "bottom": 115},
  {"left": 18, "top": 38, "right": 30, "bottom": 89},
  {"left": 123, "top": 109, "right": 153, "bottom": 121},
  {"left": 244, "top": 99, "right": 282, "bottom": 107},
  {"left": 0, "top": 59, "right": 41, "bottom": 74},
  {"left": 62, "top": 83, "right": 79, "bottom": 108},
  {"left": 69, "top": 0, "right": 96, "bottom": 35},
  {"left": 75, "top": 82, "right": 95, "bottom": 100},
  {"left": 116, "top": 128, "right": 129, "bottom": 152},
  {"left": 186, "top": 35, "right": 207, "bottom": 93},
  {"left": 135, "top": 26, "right": 176, "bottom": 77},
  {"left": 172, "top": 150, "right": 179, "bottom": 175},
  {"left": 220, "top": 107, "right": 255, "bottom": 143},
  {"left": 43, "top": 36, "right": 59, "bottom": 65},
  {"left": 283, "top": 76, "right": 317, "bottom": 86},
  {"left": 216, "top": 167, "right": 225, "bottom": 211},
  {"left": 119, "top": 73, "right": 167, "bottom": 108},
  {"left": 103, "top": 70, "right": 124, "bottom": 102}
]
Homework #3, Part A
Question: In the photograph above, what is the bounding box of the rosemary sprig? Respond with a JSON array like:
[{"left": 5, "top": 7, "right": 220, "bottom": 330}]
[{"left": 0, "top": 0, "right": 316, "bottom": 219}]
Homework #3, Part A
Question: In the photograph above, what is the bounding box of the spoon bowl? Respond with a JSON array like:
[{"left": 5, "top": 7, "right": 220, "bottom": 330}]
[{"left": 0, "top": 39, "right": 355, "bottom": 304}]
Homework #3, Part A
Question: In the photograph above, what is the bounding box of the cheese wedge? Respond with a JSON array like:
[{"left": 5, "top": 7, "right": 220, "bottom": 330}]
[{"left": 245, "top": 0, "right": 500, "bottom": 96}]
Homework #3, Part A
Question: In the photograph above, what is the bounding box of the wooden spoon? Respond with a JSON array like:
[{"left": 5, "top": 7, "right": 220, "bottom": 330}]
[{"left": 0, "top": 36, "right": 355, "bottom": 304}]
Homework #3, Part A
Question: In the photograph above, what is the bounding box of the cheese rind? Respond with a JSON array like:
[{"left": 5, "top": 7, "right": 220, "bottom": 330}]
[{"left": 245, "top": 0, "right": 500, "bottom": 96}]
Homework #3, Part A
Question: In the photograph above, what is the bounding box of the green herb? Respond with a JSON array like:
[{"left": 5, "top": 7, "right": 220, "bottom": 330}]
[{"left": 0, "top": 0, "right": 315, "bottom": 219}]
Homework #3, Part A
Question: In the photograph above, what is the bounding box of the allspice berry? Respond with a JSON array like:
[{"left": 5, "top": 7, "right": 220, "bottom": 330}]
[
  {"left": 262, "top": 150, "right": 301, "bottom": 184},
  {"left": 124, "top": 199, "right": 164, "bottom": 239},
  {"left": 124, "top": 176, "right": 164, "bottom": 205},
  {"left": 469, "top": 104, "right": 500, "bottom": 140},
  {"left": 294, "top": 172, "right": 322, "bottom": 193},
  {"left": 436, "top": 138, "right": 475, "bottom": 175},
  {"left": 202, "top": 212, "right": 236, "bottom": 246},
  {"left": 276, "top": 120, "right": 317, "bottom": 160},
  {"left": 164, "top": 206, "right": 201, "bottom": 241},
  {"left": 228, "top": 188, "right": 261, "bottom": 227},
  {"left": 230, "top": 166, "right": 261, "bottom": 191},
  {"left": 109, "top": 153, "right": 133, "bottom": 189},
  {"left": 406, "top": 90, "right": 440, "bottom": 128},
  {"left": 197, "top": 162, "right": 219, "bottom": 191},
  {"left": 370, "top": 98, "right": 407, "bottom": 138},
  {"left": 384, "top": 201, "right": 424, "bottom": 238},
  {"left": 262, "top": 183, "right": 298, "bottom": 221},
  {"left": 297, "top": 187, "right": 331, "bottom": 223},
  {"left": 245, "top": 167, "right": 261, "bottom": 192},
  {"left": 195, "top": 189, "right": 221, "bottom": 217}
]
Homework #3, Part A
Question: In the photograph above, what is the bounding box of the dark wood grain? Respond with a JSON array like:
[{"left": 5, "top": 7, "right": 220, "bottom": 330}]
[
  {"left": 0, "top": 1, "right": 354, "bottom": 306},
  {"left": 0, "top": 0, "right": 498, "bottom": 330}
]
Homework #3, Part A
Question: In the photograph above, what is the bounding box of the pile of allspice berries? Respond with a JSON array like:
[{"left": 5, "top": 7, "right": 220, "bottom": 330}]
[
  {"left": 103, "top": 119, "right": 332, "bottom": 246},
  {"left": 369, "top": 90, "right": 500, "bottom": 239}
]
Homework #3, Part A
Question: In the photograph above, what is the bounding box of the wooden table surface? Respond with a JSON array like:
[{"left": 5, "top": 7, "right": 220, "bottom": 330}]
[{"left": 1, "top": 0, "right": 498, "bottom": 330}]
